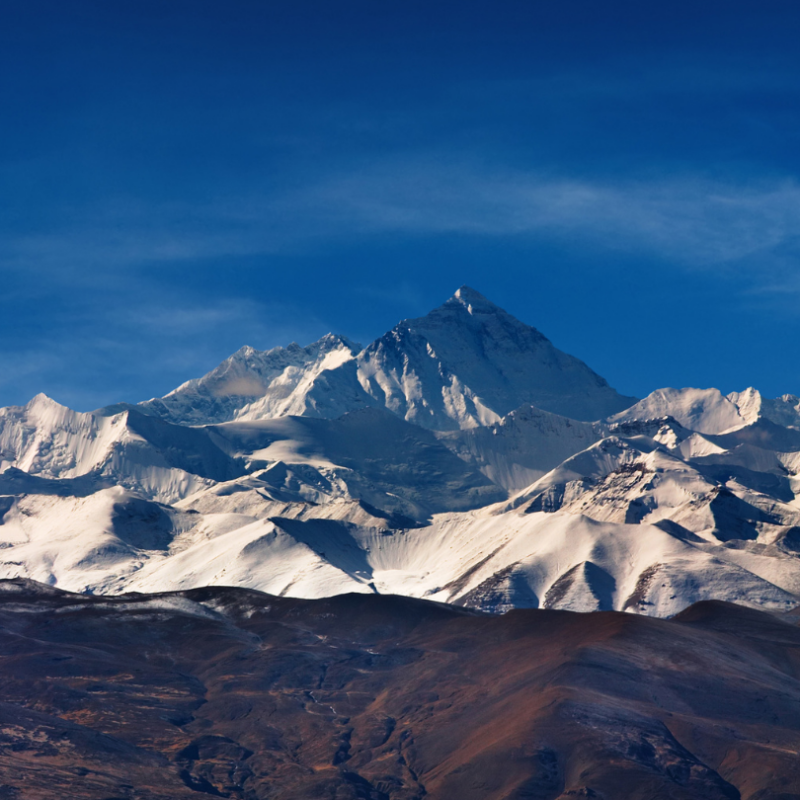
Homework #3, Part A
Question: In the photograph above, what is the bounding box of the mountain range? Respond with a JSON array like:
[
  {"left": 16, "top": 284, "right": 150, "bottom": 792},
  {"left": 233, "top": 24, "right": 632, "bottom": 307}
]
[{"left": 1, "top": 286, "right": 800, "bottom": 618}]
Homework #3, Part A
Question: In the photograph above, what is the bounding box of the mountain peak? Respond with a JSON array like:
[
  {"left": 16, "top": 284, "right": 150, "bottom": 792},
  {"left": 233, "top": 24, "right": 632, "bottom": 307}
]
[
  {"left": 24, "top": 393, "right": 67, "bottom": 414},
  {"left": 449, "top": 285, "right": 500, "bottom": 315},
  {"left": 351, "top": 287, "right": 637, "bottom": 428},
  {"left": 314, "top": 332, "right": 362, "bottom": 354}
]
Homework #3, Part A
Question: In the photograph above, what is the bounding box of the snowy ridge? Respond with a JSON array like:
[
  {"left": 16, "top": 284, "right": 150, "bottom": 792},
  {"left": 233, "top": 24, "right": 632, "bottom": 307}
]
[
  {"left": 1, "top": 287, "right": 800, "bottom": 617},
  {"left": 0, "top": 393, "right": 123, "bottom": 477},
  {"left": 729, "top": 386, "right": 800, "bottom": 430},
  {"left": 609, "top": 387, "right": 747, "bottom": 434},
  {"left": 139, "top": 333, "right": 362, "bottom": 425}
]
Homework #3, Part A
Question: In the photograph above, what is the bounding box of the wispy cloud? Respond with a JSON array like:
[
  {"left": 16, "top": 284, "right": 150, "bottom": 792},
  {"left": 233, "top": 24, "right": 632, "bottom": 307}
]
[
  {"left": 285, "top": 162, "right": 800, "bottom": 270},
  {"left": 5, "top": 164, "right": 800, "bottom": 278}
]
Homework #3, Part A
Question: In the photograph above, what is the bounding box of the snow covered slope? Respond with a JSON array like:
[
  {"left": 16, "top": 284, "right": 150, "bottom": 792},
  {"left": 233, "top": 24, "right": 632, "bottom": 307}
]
[
  {"left": 206, "top": 407, "right": 507, "bottom": 520},
  {"left": 612, "top": 385, "right": 800, "bottom": 435},
  {"left": 3, "top": 402, "right": 800, "bottom": 617},
  {"left": 729, "top": 386, "right": 800, "bottom": 430},
  {"left": 440, "top": 403, "right": 605, "bottom": 492},
  {"left": 609, "top": 387, "right": 748, "bottom": 434},
  {"left": 0, "top": 395, "right": 239, "bottom": 503},
  {"left": 1, "top": 287, "right": 799, "bottom": 617}
]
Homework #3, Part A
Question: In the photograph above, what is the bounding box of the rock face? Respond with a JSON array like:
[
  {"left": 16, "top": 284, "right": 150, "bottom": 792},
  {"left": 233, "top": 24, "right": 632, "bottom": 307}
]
[{"left": 1, "top": 581, "right": 799, "bottom": 800}]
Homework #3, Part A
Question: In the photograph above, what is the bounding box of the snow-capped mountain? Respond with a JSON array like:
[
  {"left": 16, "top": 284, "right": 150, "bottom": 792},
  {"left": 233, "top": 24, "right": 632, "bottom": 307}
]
[
  {"left": 138, "top": 333, "right": 362, "bottom": 425},
  {"left": 137, "top": 286, "right": 636, "bottom": 430},
  {"left": 610, "top": 385, "right": 800, "bottom": 437},
  {"left": 0, "top": 394, "right": 240, "bottom": 503},
  {"left": 1, "top": 287, "right": 800, "bottom": 619},
  {"left": 344, "top": 286, "right": 636, "bottom": 429}
]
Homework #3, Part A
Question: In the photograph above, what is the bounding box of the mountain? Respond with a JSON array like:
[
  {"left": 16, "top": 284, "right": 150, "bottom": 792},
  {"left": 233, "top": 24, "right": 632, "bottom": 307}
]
[
  {"left": 729, "top": 386, "right": 800, "bottom": 429},
  {"left": 4, "top": 397, "right": 800, "bottom": 618},
  {"left": 1, "top": 581, "right": 800, "bottom": 799},
  {"left": 4, "top": 287, "right": 800, "bottom": 798},
  {"left": 611, "top": 385, "right": 800, "bottom": 436},
  {"left": 138, "top": 286, "right": 636, "bottom": 430},
  {"left": 1, "top": 287, "right": 800, "bottom": 619},
  {"left": 341, "top": 286, "right": 636, "bottom": 430},
  {"left": 138, "top": 333, "right": 362, "bottom": 425},
  {"left": 0, "top": 394, "right": 241, "bottom": 503},
  {"left": 610, "top": 387, "right": 748, "bottom": 434}
]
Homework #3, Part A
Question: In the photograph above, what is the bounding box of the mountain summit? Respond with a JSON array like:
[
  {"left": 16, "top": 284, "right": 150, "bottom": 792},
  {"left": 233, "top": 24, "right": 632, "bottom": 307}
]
[
  {"left": 350, "top": 286, "right": 636, "bottom": 429},
  {"left": 449, "top": 284, "right": 504, "bottom": 313},
  {"left": 139, "top": 333, "right": 361, "bottom": 426},
  {"left": 137, "top": 287, "right": 636, "bottom": 429}
]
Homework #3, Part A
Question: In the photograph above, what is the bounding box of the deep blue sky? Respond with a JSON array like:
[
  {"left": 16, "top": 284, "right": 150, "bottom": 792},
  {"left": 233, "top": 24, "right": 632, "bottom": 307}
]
[{"left": 2, "top": 0, "right": 800, "bottom": 410}]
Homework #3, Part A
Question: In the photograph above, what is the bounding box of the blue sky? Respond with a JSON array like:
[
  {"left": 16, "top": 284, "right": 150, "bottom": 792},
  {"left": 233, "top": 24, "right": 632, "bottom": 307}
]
[{"left": 2, "top": 0, "right": 800, "bottom": 410}]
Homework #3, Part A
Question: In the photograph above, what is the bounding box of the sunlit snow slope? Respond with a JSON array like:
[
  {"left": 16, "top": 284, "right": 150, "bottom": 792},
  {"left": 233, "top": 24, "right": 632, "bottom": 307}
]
[{"left": 1, "top": 287, "right": 800, "bottom": 618}]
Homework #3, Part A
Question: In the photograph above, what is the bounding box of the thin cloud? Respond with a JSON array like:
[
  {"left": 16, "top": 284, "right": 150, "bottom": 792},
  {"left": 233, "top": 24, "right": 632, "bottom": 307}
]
[
  {"left": 290, "top": 163, "right": 800, "bottom": 268},
  {"left": 3, "top": 161, "right": 799, "bottom": 278},
  {"left": 212, "top": 376, "right": 268, "bottom": 397}
]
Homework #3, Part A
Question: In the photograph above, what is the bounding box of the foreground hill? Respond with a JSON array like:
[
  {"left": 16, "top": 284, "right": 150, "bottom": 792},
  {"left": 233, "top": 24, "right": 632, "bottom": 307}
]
[{"left": 0, "top": 579, "right": 798, "bottom": 799}]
